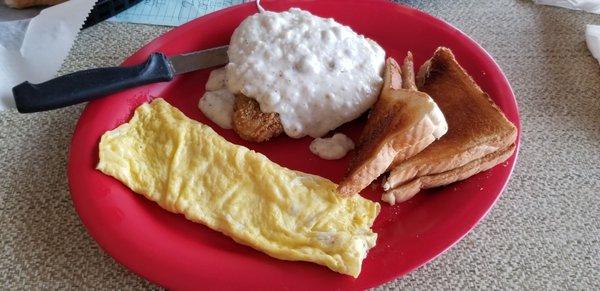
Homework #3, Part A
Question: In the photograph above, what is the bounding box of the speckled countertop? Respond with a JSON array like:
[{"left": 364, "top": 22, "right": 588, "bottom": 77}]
[{"left": 1, "top": 0, "right": 599, "bottom": 289}]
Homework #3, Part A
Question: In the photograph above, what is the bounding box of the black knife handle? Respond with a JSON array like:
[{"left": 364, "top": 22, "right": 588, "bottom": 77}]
[{"left": 13, "top": 53, "right": 175, "bottom": 113}]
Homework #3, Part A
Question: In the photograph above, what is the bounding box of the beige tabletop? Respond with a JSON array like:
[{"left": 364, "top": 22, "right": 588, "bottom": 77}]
[{"left": 1, "top": 0, "right": 599, "bottom": 289}]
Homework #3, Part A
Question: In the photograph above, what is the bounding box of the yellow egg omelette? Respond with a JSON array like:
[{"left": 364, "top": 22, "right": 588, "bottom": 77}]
[{"left": 96, "top": 98, "right": 380, "bottom": 277}]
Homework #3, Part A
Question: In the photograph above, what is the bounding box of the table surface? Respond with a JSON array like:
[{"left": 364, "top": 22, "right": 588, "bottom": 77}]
[{"left": 1, "top": 0, "right": 599, "bottom": 289}]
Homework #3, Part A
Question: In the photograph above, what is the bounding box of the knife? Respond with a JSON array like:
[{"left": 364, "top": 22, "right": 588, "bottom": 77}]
[{"left": 12, "top": 45, "right": 229, "bottom": 113}]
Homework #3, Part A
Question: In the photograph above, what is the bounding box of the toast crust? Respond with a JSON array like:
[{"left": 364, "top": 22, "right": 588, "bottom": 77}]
[
  {"left": 337, "top": 54, "right": 448, "bottom": 196},
  {"left": 382, "top": 144, "right": 515, "bottom": 205},
  {"left": 384, "top": 47, "right": 517, "bottom": 191}
]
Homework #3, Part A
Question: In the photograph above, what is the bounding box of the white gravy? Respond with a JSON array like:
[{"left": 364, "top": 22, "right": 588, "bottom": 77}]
[
  {"left": 205, "top": 67, "right": 227, "bottom": 91},
  {"left": 198, "top": 89, "right": 235, "bottom": 129},
  {"left": 309, "top": 133, "right": 355, "bottom": 160},
  {"left": 226, "top": 8, "right": 385, "bottom": 138}
]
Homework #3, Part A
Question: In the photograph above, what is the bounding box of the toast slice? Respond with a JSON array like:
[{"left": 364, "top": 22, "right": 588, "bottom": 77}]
[
  {"left": 232, "top": 94, "right": 284, "bottom": 142},
  {"left": 337, "top": 53, "right": 448, "bottom": 196},
  {"left": 382, "top": 47, "right": 517, "bottom": 204},
  {"left": 382, "top": 144, "right": 515, "bottom": 204}
]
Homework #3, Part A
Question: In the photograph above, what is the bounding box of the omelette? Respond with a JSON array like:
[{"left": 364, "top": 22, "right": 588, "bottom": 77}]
[{"left": 97, "top": 98, "right": 380, "bottom": 277}]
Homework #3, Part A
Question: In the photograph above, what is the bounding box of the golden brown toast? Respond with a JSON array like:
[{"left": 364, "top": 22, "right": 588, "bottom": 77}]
[
  {"left": 382, "top": 47, "right": 517, "bottom": 203},
  {"left": 232, "top": 94, "right": 284, "bottom": 142},
  {"left": 4, "top": 0, "right": 64, "bottom": 8},
  {"left": 337, "top": 53, "right": 448, "bottom": 196},
  {"left": 382, "top": 144, "right": 515, "bottom": 205}
]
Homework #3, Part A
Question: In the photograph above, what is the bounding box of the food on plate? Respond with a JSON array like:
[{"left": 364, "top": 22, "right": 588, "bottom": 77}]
[
  {"left": 381, "top": 47, "right": 517, "bottom": 204},
  {"left": 198, "top": 89, "right": 235, "bottom": 129},
  {"left": 337, "top": 53, "right": 448, "bottom": 196},
  {"left": 309, "top": 133, "right": 355, "bottom": 160},
  {"left": 385, "top": 144, "right": 516, "bottom": 203},
  {"left": 199, "top": 67, "right": 236, "bottom": 130},
  {"left": 204, "top": 67, "right": 227, "bottom": 91},
  {"left": 97, "top": 98, "right": 380, "bottom": 277},
  {"left": 201, "top": 67, "right": 283, "bottom": 142},
  {"left": 4, "top": 0, "right": 64, "bottom": 8},
  {"left": 199, "top": 8, "right": 385, "bottom": 142},
  {"left": 232, "top": 94, "right": 284, "bottom": 142}
]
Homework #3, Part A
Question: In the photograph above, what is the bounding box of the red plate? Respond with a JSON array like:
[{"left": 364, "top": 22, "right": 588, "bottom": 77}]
[{"left": 68, "top": 0, "right": 520, "bottom": 289}]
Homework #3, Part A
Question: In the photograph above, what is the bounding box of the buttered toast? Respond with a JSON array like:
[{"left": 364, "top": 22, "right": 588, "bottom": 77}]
[
  {"left": 337, "top": 53, "right": 448, "bottom": 196},
  {"left": 382, "top": 47, "right": 517, "bottom": 204}
]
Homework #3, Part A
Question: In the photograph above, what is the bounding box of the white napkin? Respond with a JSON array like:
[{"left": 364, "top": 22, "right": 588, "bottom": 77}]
[
  {"left": 0, "top": 0, "right": 96, "bottom": 111},
  {"left": 533, "top": 0, "right": 600, "bottom": 13},
  {"left": 586, "top": 25, "right": 600, "bottom": 64}
]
